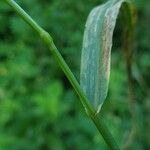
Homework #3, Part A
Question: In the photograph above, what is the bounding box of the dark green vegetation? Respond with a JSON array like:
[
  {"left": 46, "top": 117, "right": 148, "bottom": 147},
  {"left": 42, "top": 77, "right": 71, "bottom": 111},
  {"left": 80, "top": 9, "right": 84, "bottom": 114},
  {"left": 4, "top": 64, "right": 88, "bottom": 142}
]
[{"left": 0, "top": 0, "right": 149, "bottom": 149}]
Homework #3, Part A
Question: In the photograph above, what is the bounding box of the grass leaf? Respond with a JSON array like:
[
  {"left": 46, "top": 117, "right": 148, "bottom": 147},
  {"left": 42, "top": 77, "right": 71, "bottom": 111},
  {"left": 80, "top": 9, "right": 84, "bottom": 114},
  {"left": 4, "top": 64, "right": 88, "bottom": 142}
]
[{"left": 80, "top": 0, "right": 134, "bottom": 113}]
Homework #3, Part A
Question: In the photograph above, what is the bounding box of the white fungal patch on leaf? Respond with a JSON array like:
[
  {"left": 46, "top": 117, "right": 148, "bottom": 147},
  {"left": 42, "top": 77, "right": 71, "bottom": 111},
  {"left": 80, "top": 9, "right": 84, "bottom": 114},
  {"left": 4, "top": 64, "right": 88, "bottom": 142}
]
[{"left": 101, "top": 1, "right": 122, "bottom": 81}]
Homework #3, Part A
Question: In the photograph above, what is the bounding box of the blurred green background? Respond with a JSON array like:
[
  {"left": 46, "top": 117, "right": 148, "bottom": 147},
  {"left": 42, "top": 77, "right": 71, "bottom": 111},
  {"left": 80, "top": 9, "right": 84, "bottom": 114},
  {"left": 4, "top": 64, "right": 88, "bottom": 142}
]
[{"left": 0, "top": 0, "right": 149, "bottom": 149}]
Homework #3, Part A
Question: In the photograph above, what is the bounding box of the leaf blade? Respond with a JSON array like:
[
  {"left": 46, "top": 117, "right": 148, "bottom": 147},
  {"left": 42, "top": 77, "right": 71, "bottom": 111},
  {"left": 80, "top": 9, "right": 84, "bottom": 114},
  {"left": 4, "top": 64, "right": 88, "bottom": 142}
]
[{"left": 80, "top": 0, "right": 134, "bottom": 113}]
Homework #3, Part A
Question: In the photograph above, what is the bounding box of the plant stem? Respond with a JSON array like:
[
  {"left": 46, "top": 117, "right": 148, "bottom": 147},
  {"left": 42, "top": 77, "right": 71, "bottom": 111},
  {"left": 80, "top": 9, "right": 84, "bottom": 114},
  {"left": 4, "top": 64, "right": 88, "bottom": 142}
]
[{"left": 4, "top": 0, "right": 120, "bottom": 149}]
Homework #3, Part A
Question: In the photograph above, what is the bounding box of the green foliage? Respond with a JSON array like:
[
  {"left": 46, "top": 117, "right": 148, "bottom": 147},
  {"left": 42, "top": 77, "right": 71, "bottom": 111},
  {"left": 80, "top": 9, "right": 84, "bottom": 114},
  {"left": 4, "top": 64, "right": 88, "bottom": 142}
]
[{"left": 0, "top": 0, "right": 149, "bottom": 149}]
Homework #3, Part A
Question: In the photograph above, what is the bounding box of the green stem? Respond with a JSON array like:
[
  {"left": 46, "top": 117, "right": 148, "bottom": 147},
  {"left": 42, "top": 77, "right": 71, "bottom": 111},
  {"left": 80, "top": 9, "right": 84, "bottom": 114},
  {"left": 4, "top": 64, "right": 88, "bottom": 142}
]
[{"left": 4, "top": 0, "right": 120, "bottom": 149}]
